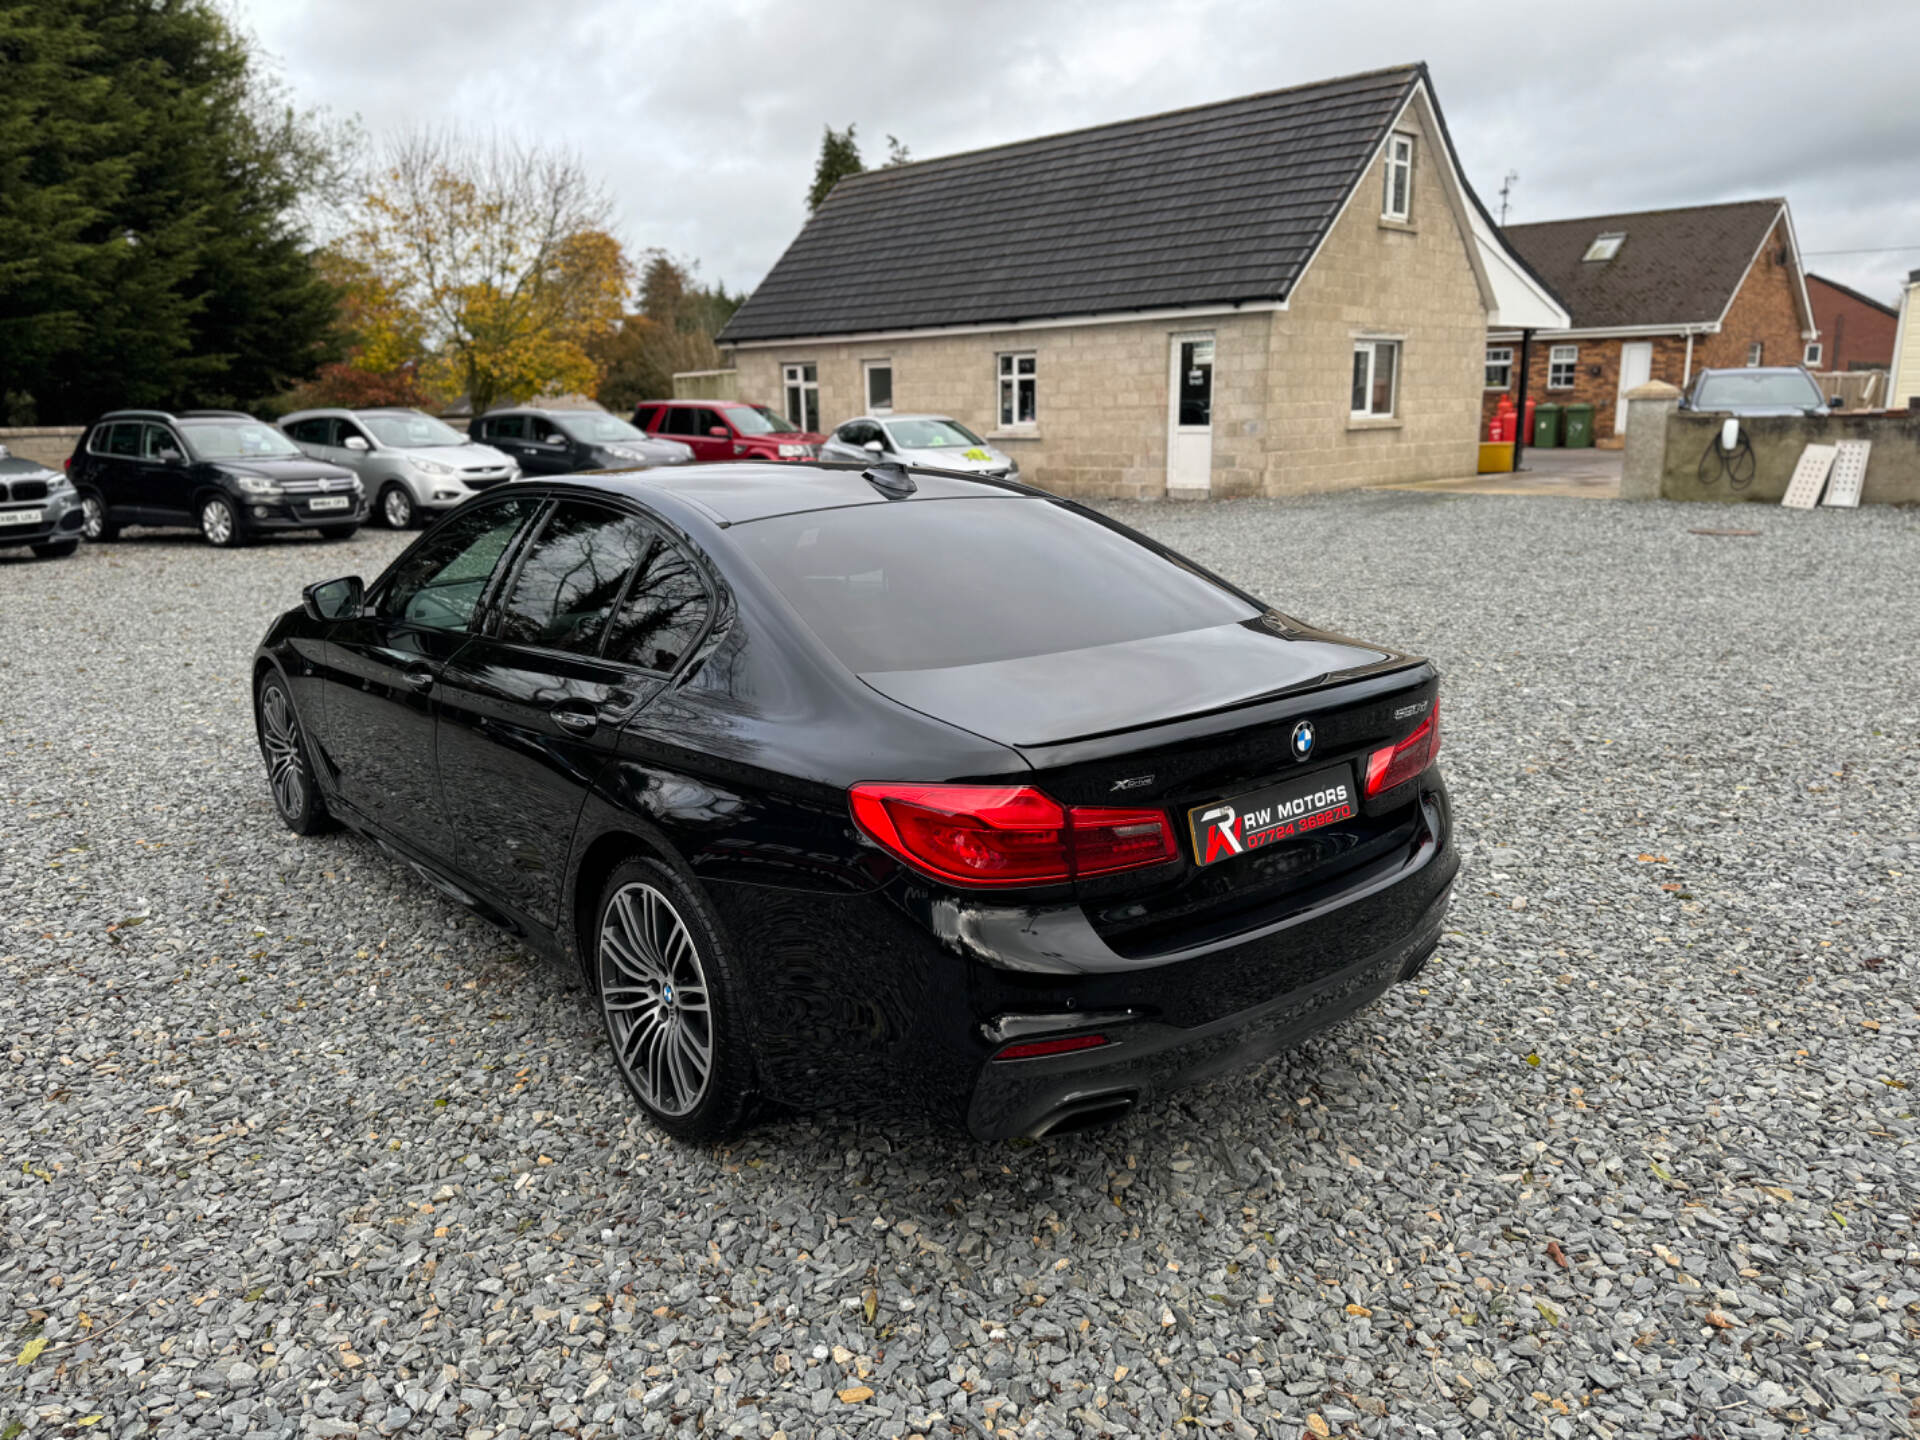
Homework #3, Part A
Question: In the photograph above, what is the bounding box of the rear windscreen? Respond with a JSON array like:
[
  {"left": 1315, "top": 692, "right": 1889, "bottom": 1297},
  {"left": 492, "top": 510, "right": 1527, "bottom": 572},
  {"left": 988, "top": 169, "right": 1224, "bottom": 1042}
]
[{"left": 733, "top": 498, "right": 1260, "bottom": 672}]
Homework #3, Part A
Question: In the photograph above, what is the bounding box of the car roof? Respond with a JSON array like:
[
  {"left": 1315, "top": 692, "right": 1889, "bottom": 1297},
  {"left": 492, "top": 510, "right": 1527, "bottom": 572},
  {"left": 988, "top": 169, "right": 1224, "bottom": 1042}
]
[
  {"left": 481, "top": 406, "right": 607, "bottom": 418},
  {"left": 98, "top": 408, "right": 256, "bottom": 424},
  {"left": 535, "top": 461, "right": 1037, "bottom": 527}
]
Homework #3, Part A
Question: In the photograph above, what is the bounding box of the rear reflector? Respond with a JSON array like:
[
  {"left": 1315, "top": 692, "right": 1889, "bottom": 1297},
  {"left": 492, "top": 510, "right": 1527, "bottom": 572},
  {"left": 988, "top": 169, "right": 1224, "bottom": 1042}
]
[
  {"left": 993, "top": 1033, "right": 1111, "bottom": 1061},
  {"left": 848, "top": 783, "right": 1177, "bottom": 887},
  {"left": 1364, "top": 697, "right": 1441, "bottom": 796}
]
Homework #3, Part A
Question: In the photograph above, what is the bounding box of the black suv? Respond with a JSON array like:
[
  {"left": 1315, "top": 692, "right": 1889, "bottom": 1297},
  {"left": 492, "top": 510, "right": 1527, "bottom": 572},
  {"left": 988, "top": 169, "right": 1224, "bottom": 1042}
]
[
  {"left": 469, "top": 407, "right": 693, "bottom": 476},
  {"left": 70, "top": 409, "right": 367, "bottom": 547}
]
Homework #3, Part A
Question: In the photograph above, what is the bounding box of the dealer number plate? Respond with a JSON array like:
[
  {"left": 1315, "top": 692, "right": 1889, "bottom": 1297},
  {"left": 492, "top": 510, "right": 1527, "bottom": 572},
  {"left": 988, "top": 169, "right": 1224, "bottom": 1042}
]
[
  {"left": 308, "top": 496, "right": 350, "bottom": 512},
  {"left": 1186, "top": 765, "right": 1357, "bottom": 867},
  {"left": 0, "top": 508, "right": 45, "bottom": 527}
]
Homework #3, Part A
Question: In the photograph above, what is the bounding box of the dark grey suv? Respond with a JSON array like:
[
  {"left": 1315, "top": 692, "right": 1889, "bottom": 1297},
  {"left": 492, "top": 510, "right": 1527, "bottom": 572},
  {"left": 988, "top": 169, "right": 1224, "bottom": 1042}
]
[{"left": 470, "top": 407, "right": 693, "bottom": 476}]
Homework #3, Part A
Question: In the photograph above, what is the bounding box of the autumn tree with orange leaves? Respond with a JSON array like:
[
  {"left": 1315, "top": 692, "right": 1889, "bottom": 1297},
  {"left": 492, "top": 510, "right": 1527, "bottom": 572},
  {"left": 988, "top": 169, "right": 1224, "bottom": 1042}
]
[{"left": 346, "top": 132, "right": 631, "bottom": 413}]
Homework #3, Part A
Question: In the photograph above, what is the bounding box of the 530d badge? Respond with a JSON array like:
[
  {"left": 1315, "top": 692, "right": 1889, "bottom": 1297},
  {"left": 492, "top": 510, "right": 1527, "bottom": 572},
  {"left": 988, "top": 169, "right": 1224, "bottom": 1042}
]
[{"left": 1188, "top": 765, "right": 1357, "bottom": 867}]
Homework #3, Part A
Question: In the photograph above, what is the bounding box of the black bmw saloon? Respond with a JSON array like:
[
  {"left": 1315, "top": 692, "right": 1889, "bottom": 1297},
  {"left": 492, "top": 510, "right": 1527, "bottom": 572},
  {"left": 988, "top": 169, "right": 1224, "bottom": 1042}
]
[{"left": 253, "top": 462, "right": 1457, "bottom": 1140}]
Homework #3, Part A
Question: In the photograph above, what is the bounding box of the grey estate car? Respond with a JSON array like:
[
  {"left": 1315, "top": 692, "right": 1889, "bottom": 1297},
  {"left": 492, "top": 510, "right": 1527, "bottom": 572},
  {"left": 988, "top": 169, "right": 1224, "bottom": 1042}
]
[
  {"left": 1680, "top": 367, "right": 1833, "bottom": 417},
  {"left": 280, "top": 408, "right": 519, "bottom": 529},
  {"left": 815, "top": 413, "right": 1022, "bottom": 480}
]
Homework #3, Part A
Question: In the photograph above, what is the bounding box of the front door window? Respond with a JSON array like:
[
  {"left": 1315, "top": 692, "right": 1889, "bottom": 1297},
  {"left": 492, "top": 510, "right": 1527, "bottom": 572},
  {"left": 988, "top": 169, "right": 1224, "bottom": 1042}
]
[{"left": 377, "top": 495, "right": 542, "bottom": 630}]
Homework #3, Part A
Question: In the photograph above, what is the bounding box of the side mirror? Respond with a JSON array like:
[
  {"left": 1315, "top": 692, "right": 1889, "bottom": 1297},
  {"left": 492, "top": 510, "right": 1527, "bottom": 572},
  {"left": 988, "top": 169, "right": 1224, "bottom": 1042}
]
[
  {"left": 862, "top": 439, "right": 885, "bottom": 455},
  {"left": 303, "top": 574, "right": 364, "bottom": 622},
  {"left": 159, "top": 449, "right": 185, "bottom": 467},
  {"left": 708, "top": 426, "right": 729, "bottom": 438},
  {"left": 343, "top": 435, "right": 370, "bottom": 452}
]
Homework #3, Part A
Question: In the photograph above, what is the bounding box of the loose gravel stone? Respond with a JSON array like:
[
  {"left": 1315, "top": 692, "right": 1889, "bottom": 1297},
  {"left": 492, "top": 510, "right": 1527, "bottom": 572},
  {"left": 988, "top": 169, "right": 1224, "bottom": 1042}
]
[{"left": 2, "top": 497, "right": 1916, "bottom": 1440}]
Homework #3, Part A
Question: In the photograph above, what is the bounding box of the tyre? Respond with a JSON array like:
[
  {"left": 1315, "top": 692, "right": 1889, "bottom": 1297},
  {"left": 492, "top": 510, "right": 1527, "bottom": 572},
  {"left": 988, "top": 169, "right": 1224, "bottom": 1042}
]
[
  {"left": 378, "top": 483, "right": 416, "bottom": 529},
  {"left": 199, "top": 494, "right": 246, "bottom": 547},
  {"left": 318, "top": 523, "right": 359, "bottom": 541},
  {"left": 77, "top": 488, "right": 118, "bottom": 541},
  {"left": 32, "top": 539, "right": 79, "bottom": 559},
  {"left": 595, "top": 856, "right": 757, "bottom": 1141},
  {"left": 255, "top": 674, "right": 333, "bottom": 835}
]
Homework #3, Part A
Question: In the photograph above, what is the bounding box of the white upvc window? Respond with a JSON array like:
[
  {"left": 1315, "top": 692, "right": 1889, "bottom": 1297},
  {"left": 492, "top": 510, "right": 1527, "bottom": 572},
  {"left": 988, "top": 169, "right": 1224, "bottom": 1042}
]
[
  {"left": 1485, "top": 346, "right": 1513, "bottom": 390},
  {"left": 1746, "top": 342, "right": 1764, "bottom": 367},
  {"left": 1381, "top": 134, "right": 1413, "bottom": 221},
  {"left": 998, "top": 352, "right": 1037, "bottom": 427},
  {"left": 782, "top": 362, "right": 819, "bottom": 431},
  {"left": 863, "top": 359, "right": 893, "bottom": 413},
  {"left": 1804, "top": 341, "right": 1823, "bottom": 367},
  {"left": 1350, "top": 339, "right": 1399, "bottom": 418},
  {"left": 1548, "top": 345, "right": 1578, "bottom": 390}
]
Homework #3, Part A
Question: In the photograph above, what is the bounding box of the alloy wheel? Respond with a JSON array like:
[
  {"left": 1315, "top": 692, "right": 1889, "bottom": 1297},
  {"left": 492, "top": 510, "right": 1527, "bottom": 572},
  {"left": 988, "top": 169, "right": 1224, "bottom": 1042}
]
[
  {"left": 382, "top": 486, "right": 413, "bottom": 528},
  {"left": 599, "top": 882, "right": 713, "bottom": 1117},
  {"left": 81, "top": 495, "right": 106, "bottom": 539},
  {"left": 201, "top": 498, "right": 234, "bottom": 546},
  {"left": 259, "top": 684, "right": 306, "bottom": 820}
]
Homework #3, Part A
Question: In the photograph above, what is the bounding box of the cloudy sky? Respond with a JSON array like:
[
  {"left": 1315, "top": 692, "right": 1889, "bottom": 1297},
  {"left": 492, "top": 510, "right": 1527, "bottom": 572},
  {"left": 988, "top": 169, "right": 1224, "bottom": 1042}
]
[{"left": 246, "top": 0, "right": 1920, "bottom": 306}]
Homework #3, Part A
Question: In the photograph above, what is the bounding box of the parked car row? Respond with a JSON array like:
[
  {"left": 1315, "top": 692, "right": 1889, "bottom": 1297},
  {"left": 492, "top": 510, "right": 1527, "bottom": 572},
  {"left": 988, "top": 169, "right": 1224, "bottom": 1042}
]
[{"left": 15, "top": 391, "right": 1008, "bottom": 561}]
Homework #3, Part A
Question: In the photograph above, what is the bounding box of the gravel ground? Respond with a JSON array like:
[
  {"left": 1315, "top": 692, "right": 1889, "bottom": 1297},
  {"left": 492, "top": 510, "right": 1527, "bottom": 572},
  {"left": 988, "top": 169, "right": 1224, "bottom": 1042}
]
[{"left": 2, "top": 495, "right": 1916, "bottom": 1440}]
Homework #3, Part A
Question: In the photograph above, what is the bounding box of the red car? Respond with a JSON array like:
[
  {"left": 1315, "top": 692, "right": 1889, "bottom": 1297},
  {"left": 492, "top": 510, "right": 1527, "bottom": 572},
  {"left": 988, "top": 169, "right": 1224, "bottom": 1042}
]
[{"left": 633, "top": 400, "right": 825, "bottom": 463}]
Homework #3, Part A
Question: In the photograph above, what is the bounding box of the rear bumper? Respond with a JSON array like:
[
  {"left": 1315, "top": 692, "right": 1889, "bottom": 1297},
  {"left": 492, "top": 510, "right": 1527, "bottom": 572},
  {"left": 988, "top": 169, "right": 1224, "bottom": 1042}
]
[
  {"left": 704, "top": 786, "right": 1457, "bottom": 1136},
  {"left": 965, "top": 879, "right": 1449, "bottom": 1138}
]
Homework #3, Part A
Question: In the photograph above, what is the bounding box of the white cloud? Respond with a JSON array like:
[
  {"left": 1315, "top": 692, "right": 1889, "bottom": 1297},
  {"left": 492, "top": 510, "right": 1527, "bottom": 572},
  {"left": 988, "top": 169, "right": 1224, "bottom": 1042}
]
[{"left": 242, "top": 0, "right": 1920, "bottom": 304}]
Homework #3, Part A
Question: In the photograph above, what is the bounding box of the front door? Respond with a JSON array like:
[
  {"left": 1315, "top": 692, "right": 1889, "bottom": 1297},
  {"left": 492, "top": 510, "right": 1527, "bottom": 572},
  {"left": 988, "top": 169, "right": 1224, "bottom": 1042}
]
[
  {"left": 1615, "top": 341, "right": 1654, "bottom": 435},
  {"left": 1167, "top": 332, "right": 1214, "bottom": 494},
  {"left": 140, "top": 423, "right": 194, "bottom": 520},
  {"left": 318, "top": 493, "right": 543, "bottom": 860}
]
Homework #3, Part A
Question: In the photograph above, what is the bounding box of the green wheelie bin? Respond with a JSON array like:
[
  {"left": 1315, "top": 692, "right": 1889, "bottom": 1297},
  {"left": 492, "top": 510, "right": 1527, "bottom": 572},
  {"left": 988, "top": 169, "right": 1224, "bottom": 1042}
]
[
  {"left": 1563, "top": 402, "right": 1595, "bottom": 448},
  {"left": 1532, "top": 403, "right": 1562, "bottom": 448}
]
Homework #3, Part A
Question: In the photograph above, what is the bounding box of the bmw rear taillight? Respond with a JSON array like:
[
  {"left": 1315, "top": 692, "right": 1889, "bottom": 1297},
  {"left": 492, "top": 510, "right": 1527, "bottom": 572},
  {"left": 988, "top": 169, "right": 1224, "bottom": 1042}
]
[
  {"left": 993, "top": 1033, "right": 1111, "bottom": 1061},
  {"left": 848, "top": 783, "right": 1177, "bottom": 887},
  {"left": 1364, "top": 698, "right": 1441, "bottom": 796}
]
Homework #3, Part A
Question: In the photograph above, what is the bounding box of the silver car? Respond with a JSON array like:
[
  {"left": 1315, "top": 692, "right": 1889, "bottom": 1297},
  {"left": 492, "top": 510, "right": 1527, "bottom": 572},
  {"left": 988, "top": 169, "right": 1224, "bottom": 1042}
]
[
  {"left": 280, "top": 407, "right": 519, "bottom": 529},
  {"left": 816, "top": 413, "right": 1021, "bottom": 480}
]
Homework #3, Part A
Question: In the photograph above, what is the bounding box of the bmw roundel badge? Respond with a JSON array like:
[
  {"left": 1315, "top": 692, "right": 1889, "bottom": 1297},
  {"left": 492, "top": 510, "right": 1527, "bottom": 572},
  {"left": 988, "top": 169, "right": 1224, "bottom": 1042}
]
[{"left": 1291, "top": 719, "right": 1315, "bottom": 760}]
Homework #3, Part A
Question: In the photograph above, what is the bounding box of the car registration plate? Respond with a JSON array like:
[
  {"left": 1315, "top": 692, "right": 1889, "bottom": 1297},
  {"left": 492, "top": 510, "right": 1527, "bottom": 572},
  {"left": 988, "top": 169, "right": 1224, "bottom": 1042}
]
[
  {"left": 308, "top": 496, "right": 350, "bottom": 512},
  {"left": 0, "top": 508, "right": 45, "bottom": 527},
  {"left": 1186, "top": 765, "right": 1357, "bottom": 867}
]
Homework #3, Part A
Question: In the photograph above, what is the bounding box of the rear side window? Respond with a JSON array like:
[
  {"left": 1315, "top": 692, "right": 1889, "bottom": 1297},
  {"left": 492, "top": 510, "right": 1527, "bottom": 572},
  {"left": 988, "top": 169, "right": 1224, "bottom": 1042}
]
[
  {"left": 604, "top": 536, "right": 711, "bottom": 672},
  {"left": 657, "top": 407, "right": 698, "bottom": 437},
  {"left": 633, "top": 405, "right": 660, "bottom": 430},
  {"left": 99, "top": 422, "right": 141, "bottom": 457},
  {"left": 487, "top": 415, "right": 526, "bottom": 441},
  {"left": 377, "top": 495, "right": 542, "bottom": 629},
  {"left": 734, "top": 499, "right": 1258, "bottom": 673},
  {"left": 495, "top": 501, "right": 654, "bottom": 655}
]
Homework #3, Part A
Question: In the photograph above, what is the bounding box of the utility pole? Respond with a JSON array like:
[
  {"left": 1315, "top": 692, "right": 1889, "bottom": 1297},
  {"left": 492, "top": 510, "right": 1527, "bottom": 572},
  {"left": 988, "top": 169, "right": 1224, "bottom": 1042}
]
[{"left": 1498, "top": 171, "right": 1519, "bottom": 226}]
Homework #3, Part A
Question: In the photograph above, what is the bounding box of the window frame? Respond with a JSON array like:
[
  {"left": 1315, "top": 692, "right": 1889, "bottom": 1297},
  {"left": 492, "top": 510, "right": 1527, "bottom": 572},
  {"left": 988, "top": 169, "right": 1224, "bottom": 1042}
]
[
  {"left": 1548, "top": 345, "right": 1579, "bottom": 390},
  {"left": 863, "top": 359, "right": 893, "bottom": 414},
  {"left": 782, "top": 362, "right": 820, "bottom": 432},
  {"left": 997, "top": 351, "right": 1038, "bottom": 428},
  {"left": 1484, "top": 346, "right": 1514, "bottom": 391},
  {"left": 1804, "top": 341, "right": 1823, "bottom": 368},
  {"left": 1349, "top": 339, "right": 1401, "bottom": 420},
  {"left": 1746, "top": 342, "right": 1764, "bottom": 368},
  {"left": 1381, "top": 133, "right": 1414, "bottom": 222},
  {"left": 1582, "top": 233, "right": 1625, "bottom": 262}
]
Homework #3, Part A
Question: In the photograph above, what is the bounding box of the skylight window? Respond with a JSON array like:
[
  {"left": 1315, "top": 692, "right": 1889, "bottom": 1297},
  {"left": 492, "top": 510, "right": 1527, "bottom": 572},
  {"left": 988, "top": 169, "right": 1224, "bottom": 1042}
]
[{"left": 1583, "top": 232, "right": 1625, "bottom": 262}]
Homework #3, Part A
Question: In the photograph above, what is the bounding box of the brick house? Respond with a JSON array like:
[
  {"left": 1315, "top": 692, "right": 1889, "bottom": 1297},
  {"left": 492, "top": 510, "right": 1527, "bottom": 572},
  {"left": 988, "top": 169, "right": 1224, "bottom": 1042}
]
[
  {"left": 717, "top": 64, "right": 1564, "bottom": 499},
  {"left": 1484, "top": 199, "right": 1816, "bottom": 443},
  {"left": 1805, "top": 274, "right": 1898, "bottom": 372}
]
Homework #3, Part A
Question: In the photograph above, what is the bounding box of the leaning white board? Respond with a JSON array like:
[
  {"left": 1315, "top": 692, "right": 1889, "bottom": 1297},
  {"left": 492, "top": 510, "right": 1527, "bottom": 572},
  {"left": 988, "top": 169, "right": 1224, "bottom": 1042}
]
[
  {"left": 1781, "top": 443, "right": 1837, "bottom": 509},
  {"left": 1822, "top": 439, "right": 1870, "bottom": 508}
]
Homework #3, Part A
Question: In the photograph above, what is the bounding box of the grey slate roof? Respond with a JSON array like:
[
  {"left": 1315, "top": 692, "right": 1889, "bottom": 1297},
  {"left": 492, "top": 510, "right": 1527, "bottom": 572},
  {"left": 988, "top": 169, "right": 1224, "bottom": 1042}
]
[
  {"left": 719, "top": 65, "right": 1424, "bottom": 344},
  {"left": 1499, "top": 199, "right": 1785, "bottom": 330}
]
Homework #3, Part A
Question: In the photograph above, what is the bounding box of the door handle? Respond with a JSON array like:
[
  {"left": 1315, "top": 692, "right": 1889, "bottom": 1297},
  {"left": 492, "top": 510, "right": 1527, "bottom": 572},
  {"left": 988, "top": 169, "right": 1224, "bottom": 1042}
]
[
  {"left": 402, "top": 666, "right": 435, "bottom": 692},
  {"left": 550, "top": 703, "right": 597, "bottom": 734}
]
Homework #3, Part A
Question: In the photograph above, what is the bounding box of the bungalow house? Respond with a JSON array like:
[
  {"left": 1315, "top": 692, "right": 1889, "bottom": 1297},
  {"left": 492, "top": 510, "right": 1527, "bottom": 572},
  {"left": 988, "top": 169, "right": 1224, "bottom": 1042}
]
[
  {"left": 1485, "top": 199, "right": 1816, "bottom": 443},
  {"left": 1805, "top": 273, "right": 1898, "bottom": 372},
  {"left": 718, "top": 63, "right": 1565, "bottom": 499}
]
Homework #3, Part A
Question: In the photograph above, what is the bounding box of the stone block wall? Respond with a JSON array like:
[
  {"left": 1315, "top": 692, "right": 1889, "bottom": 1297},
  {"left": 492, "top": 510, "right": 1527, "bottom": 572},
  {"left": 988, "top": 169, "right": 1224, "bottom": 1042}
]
[
  {"left": 0, "top": 427, "right": 83, "bottom": 468},
  {"left": 1659, "top": 411, "right": 1920, "bottom": 504}
]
